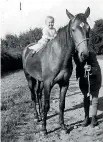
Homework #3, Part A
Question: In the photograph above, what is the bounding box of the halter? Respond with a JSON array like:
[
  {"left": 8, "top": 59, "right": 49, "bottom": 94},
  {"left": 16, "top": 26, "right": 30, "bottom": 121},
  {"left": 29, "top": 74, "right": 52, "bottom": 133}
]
[
  {"left": 75, "top": 38, "right": 89, "bottom": 51},
  {"left": 70, "top": 27, "right": 89, "bottom": 52},
  {"left": 69, "top": 19, "right": 90, "bottom": 52}
]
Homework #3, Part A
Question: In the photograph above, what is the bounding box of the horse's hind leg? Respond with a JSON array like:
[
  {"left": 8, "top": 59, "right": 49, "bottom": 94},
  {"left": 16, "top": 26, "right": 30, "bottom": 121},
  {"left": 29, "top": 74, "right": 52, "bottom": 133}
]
[
  {"left": 37, "top": 81, "right": 44, "bottom": 121},
  {"left": 27, "top": 75, "right": 39, "bottom": 121},
  {"left": 42, "top": 80, "right": 51, "bottom": 134}
]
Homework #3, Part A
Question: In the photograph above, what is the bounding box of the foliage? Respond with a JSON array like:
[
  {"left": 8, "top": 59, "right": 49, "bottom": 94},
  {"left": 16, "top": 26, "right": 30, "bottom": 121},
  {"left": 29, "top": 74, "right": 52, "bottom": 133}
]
[
  {"left": 89, "top": 19, "right": 103, "bottom": 54},
  {"left": 1, "top": 28, "right": 42, "bottom": 75}
]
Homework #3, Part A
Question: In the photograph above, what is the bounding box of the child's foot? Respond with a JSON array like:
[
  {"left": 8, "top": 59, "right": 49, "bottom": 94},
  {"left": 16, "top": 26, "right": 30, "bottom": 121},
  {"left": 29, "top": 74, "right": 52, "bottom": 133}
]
[
  {"left": 90, "top": 116, "right": 98, "bottom": 128},
  {"left": 32, "top": 51, "right": 36, "bottom": 57}
]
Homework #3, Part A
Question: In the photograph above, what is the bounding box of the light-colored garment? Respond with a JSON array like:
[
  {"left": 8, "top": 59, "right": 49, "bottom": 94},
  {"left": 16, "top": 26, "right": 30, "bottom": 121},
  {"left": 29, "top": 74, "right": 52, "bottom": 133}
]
[{"left": 29, "top": 27, "right": 57, "bottom": 52}]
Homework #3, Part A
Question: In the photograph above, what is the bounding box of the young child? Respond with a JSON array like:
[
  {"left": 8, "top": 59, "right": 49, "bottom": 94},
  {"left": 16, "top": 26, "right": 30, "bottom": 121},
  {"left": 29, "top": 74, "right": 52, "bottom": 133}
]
[
  {"left": 29, "top": 16, "right": 57, "bottom": 54},
  {"left": 73, "top": 49, "right": 102, "bottom": 128}
]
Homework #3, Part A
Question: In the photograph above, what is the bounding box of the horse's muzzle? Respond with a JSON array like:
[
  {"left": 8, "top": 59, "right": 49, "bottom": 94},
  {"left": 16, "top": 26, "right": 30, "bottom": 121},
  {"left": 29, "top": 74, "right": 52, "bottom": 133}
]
[{"left": 80, "top": 51, "right": 89, "bottom": 62}]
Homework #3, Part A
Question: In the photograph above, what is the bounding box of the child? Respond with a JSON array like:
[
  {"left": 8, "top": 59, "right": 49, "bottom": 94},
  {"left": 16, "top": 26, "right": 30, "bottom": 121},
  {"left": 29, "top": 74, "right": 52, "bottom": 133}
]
[
  {"left": 73, "top": 49, "right": 102, "bottom": 128},
  {"left": 29, "top": 16, "right": 57, "bottom": 54}
]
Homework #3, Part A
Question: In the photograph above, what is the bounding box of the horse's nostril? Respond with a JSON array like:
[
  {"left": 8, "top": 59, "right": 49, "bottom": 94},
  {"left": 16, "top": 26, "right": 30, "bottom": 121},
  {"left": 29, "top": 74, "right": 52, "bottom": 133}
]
[
  {"left": 81, "top": 52, "right": 84, "bottom": 57},
  {"left": 81, "top": 52, "right": 88, "bottom": 60}
]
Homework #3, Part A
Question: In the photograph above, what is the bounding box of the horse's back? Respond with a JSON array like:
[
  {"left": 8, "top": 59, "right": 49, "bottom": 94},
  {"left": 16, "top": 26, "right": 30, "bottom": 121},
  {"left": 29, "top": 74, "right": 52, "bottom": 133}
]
[{"left": 22, "top": 43, "right": 43, "bottom": 81}]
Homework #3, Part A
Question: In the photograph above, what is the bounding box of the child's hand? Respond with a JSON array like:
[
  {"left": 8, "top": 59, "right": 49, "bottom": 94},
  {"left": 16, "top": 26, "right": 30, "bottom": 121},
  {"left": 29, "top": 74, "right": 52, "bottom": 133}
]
[
  {"left": 50, "top": 37, "right": 54, "bottom": 40},
  {"left": 84, "top": 64, "right": 91, "bottom": 71},
  {"left": 54, "top": 34, "right": 57, "bottom": 38}
]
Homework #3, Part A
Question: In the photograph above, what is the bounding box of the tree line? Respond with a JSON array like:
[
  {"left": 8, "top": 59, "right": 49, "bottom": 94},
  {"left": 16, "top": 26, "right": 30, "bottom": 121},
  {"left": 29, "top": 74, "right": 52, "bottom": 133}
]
[{"left": 1, "top": 19, "right": 103, "bottom": 75}]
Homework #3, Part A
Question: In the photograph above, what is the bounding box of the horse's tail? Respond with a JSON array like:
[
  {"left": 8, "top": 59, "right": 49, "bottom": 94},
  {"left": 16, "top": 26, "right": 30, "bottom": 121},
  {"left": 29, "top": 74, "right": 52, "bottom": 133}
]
[{"left": 22, "top": 46, "right": 28, "bottom": 70}]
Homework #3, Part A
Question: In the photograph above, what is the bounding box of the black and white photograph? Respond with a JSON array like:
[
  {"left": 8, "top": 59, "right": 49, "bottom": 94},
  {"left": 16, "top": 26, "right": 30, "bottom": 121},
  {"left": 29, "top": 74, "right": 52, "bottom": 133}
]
[{"left": 1, "top": 0, "right": 103, "bottom": 141}]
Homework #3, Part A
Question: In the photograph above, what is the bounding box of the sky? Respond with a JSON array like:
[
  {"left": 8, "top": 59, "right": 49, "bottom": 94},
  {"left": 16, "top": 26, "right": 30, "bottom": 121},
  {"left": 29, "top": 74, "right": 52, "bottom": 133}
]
[{"left": 1, "top": 0, "right": 103, "bottom": 38}]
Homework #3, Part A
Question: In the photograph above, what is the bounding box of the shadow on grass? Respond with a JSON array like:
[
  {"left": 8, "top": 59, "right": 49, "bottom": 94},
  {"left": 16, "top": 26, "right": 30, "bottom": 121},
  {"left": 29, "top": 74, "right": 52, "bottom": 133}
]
[
  {"left": 47, "top": 101, "right": 83, "bottom": 120},
  {"left": 47, "top": 120, "right": 83, "bottom": 134},
  {"left": 51, "top": 90, "right": 81, "bottom": 102},
  {"left": 48, "top": 96, "right": 103, "bottom": 121}
]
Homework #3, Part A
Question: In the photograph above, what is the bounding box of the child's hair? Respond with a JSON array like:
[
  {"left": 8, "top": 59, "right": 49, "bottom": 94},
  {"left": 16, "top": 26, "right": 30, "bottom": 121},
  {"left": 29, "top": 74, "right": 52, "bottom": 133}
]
[{"left": 45, "top": 16, "right": 54, "bottom": 24}]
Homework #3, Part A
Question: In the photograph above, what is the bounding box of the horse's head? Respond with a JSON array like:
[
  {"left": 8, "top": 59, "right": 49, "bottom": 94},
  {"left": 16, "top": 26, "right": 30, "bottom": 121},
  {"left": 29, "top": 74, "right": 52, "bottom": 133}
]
[{"left": 66, "top": 7, "right": 90, "bottom": 62}]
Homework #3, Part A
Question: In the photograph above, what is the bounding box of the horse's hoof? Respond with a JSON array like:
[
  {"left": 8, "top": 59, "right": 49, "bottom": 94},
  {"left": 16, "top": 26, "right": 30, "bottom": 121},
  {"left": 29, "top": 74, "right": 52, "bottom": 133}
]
[
  {"left": 40, "top": 130, "right": 47, "bottom": 136},
  {"left": 61, "top": 124, "right": 69, "bottom": 134},
  {"left": 34, "top": 118, "right": 39, "bottom": 123},
  {"left": 61, "top": 124, "right": 68, "bottom": 130},
  {"left": 61, "top": 129, "right": 67, "bottom": 134},
  {"left": 34, "top": 114, "right": 39, "bottom": 122},
  {"left": 38, "top": 116, "right": 42, "bottom": 122}
]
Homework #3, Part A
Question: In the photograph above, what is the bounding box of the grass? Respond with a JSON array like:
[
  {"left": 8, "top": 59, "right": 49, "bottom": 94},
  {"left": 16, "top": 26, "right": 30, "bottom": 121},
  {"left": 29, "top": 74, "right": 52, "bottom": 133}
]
[
  {"left": 1, "top": 69, "right": 103, "bottom": 142},
  {"left": 1, "top": 71, "right": 30, "bottom": 142}
]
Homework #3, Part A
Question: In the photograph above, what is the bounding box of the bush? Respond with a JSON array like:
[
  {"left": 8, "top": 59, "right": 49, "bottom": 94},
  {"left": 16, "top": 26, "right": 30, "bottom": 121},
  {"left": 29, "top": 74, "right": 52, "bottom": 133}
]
[
  {"left": 89, "top": 19, "right": 103, "bottom": 55},
  {"left": 1, "top": 48, "right": 22, "bottom": 76},
  {"left": 1, "top": 28, "right": 42, "bottom": 76}
]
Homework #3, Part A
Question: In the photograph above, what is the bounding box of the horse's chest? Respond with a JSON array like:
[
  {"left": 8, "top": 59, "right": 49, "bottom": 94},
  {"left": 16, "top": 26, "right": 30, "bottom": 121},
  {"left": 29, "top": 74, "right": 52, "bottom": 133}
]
[{"left": 58, "top": 68, "right": 72, "bottom": 82}]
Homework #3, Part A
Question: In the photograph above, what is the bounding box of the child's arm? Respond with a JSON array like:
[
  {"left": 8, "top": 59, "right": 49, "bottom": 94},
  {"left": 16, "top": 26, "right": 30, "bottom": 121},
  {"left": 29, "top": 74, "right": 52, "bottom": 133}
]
[
  {"left": 42, "top": 28, "right": 57, "bottom": 41},
  {"left": 53, "top": 28, "right": 57, "bottom": 38}
]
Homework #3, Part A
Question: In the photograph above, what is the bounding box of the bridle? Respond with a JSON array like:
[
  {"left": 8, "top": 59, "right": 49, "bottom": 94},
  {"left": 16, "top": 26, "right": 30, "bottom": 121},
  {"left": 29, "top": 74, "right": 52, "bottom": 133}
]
[
  {"left": 75, "top": 38, "right": 89, "bottom": 51},
  {"left": 69, "top": 20, "right": 90, "bottom": 52}
]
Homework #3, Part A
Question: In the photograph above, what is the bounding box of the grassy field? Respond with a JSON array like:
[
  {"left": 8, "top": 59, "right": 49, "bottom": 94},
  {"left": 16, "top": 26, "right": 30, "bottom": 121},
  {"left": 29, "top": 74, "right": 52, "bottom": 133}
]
[{"left": 1, "top": 60, "right": 103, "bottom": 142}]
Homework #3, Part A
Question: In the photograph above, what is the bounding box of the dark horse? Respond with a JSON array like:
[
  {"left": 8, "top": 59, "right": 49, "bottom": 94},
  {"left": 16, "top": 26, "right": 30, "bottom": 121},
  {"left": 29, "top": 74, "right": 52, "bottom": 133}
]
[{"left": 22, "top": 7, "right": 90, "bottom": 134}]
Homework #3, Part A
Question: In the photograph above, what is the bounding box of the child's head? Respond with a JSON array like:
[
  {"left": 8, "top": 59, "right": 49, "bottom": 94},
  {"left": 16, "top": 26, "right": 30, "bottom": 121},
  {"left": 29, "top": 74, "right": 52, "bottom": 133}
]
[{"left": 45, "top": 16, "right": 55, "bottom": 29}]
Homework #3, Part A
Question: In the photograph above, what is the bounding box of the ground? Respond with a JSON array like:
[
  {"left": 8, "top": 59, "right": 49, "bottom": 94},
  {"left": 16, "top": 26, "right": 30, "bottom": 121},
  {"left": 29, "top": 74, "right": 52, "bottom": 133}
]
[{"left": 1, "top": 59, "right": 103, "bottom": 142}]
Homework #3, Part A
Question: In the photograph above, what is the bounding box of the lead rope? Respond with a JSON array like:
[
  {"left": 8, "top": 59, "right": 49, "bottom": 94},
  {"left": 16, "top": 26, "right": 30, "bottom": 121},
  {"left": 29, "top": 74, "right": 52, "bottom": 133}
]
[
  {"left": 84, "top": 62, "right": 91, "bottom": 97},
  {"left": 87, "top": 68, "right": 90, "bottom": 97}
]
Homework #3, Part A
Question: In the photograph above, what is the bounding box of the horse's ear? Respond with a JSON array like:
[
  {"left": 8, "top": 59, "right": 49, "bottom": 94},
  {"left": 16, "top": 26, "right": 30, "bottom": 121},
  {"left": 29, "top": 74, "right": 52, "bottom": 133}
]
[
  {"left": 84, "top": 7, "right": 90, "bottom": 19},
  {"left": 66, "top": 9, "right": 74, "bottom": 20}
]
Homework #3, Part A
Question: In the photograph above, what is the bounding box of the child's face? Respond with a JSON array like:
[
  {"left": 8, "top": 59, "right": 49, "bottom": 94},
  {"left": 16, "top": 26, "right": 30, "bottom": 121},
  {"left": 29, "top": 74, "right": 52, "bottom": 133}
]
[{"left": 46, "top": 18, "right": 54, "bottom": 29}]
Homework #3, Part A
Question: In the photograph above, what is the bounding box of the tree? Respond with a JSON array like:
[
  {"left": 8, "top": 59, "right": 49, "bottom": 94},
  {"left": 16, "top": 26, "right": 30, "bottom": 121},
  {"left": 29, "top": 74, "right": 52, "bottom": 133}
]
[{"left": 89, "top": 19, "right": 103, "bottom": 54}]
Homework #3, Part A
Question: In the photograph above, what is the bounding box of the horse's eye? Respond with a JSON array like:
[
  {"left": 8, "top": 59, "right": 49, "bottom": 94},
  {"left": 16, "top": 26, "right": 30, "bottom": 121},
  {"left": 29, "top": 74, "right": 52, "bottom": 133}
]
[{"left": 72, "top": 29, "right": 75, "bottom": 32}]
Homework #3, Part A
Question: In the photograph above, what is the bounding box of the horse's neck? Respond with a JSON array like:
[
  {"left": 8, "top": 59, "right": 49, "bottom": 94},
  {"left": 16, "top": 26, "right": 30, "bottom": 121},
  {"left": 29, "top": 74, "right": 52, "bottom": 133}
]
[
  {"left": 57, "top": 25, "right": 74, "bottom": 68},
  {"left": 48, "top": 23, "right": 73, "bottom": 68}
]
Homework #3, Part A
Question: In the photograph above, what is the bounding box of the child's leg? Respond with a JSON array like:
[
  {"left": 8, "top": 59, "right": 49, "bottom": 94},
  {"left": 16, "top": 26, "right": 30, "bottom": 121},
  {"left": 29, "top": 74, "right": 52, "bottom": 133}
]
[
  {"left": 91, "top": 90, "right": 99, "bottom": 116},
  {"left": 29, "top": 43, "right": 45, "bottom": 55},
  {"left": 91, "top": 90, "right": 99, "bottom": 127},
  {"left": 29, "top": 44, "right": 40, "bottom": 56}
]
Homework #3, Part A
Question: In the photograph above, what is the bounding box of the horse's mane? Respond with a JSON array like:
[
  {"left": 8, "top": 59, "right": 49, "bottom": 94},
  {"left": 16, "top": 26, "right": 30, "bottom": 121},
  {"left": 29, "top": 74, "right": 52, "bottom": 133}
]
[
  {"left": 55, "top": 13, "right": 86, "bottom": 48},
  {"left": 56, "top": 21, "right": 72, "bottom": 48}
]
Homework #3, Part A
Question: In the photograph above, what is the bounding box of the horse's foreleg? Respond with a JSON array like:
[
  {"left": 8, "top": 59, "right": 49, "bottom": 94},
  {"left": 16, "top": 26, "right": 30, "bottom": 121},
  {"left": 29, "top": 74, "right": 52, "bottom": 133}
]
[
  {"left": 59, "top": 85, "right": 68, "bottom": 131},
  {"left": 42, "top": 80, "right": 51, "bottom": 134}
]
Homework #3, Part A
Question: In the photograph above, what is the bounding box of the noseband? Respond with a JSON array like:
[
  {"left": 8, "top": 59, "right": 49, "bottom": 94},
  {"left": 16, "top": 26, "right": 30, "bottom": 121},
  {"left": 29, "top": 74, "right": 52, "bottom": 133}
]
[{"left": 75, "top": 38, "right": 89, "bottom": 51}]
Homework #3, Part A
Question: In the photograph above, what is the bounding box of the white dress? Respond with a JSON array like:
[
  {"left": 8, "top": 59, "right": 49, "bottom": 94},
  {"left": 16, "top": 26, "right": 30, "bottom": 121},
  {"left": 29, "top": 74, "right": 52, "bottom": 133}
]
[{"left": 29, "top": 27, "right": 57, "bottom": 52}]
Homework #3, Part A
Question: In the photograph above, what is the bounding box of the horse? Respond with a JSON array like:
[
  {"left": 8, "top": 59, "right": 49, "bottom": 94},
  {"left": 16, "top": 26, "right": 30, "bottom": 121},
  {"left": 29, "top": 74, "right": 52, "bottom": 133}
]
[{"left": 22, "top": 7, "right": 90, "bottom": 135}]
